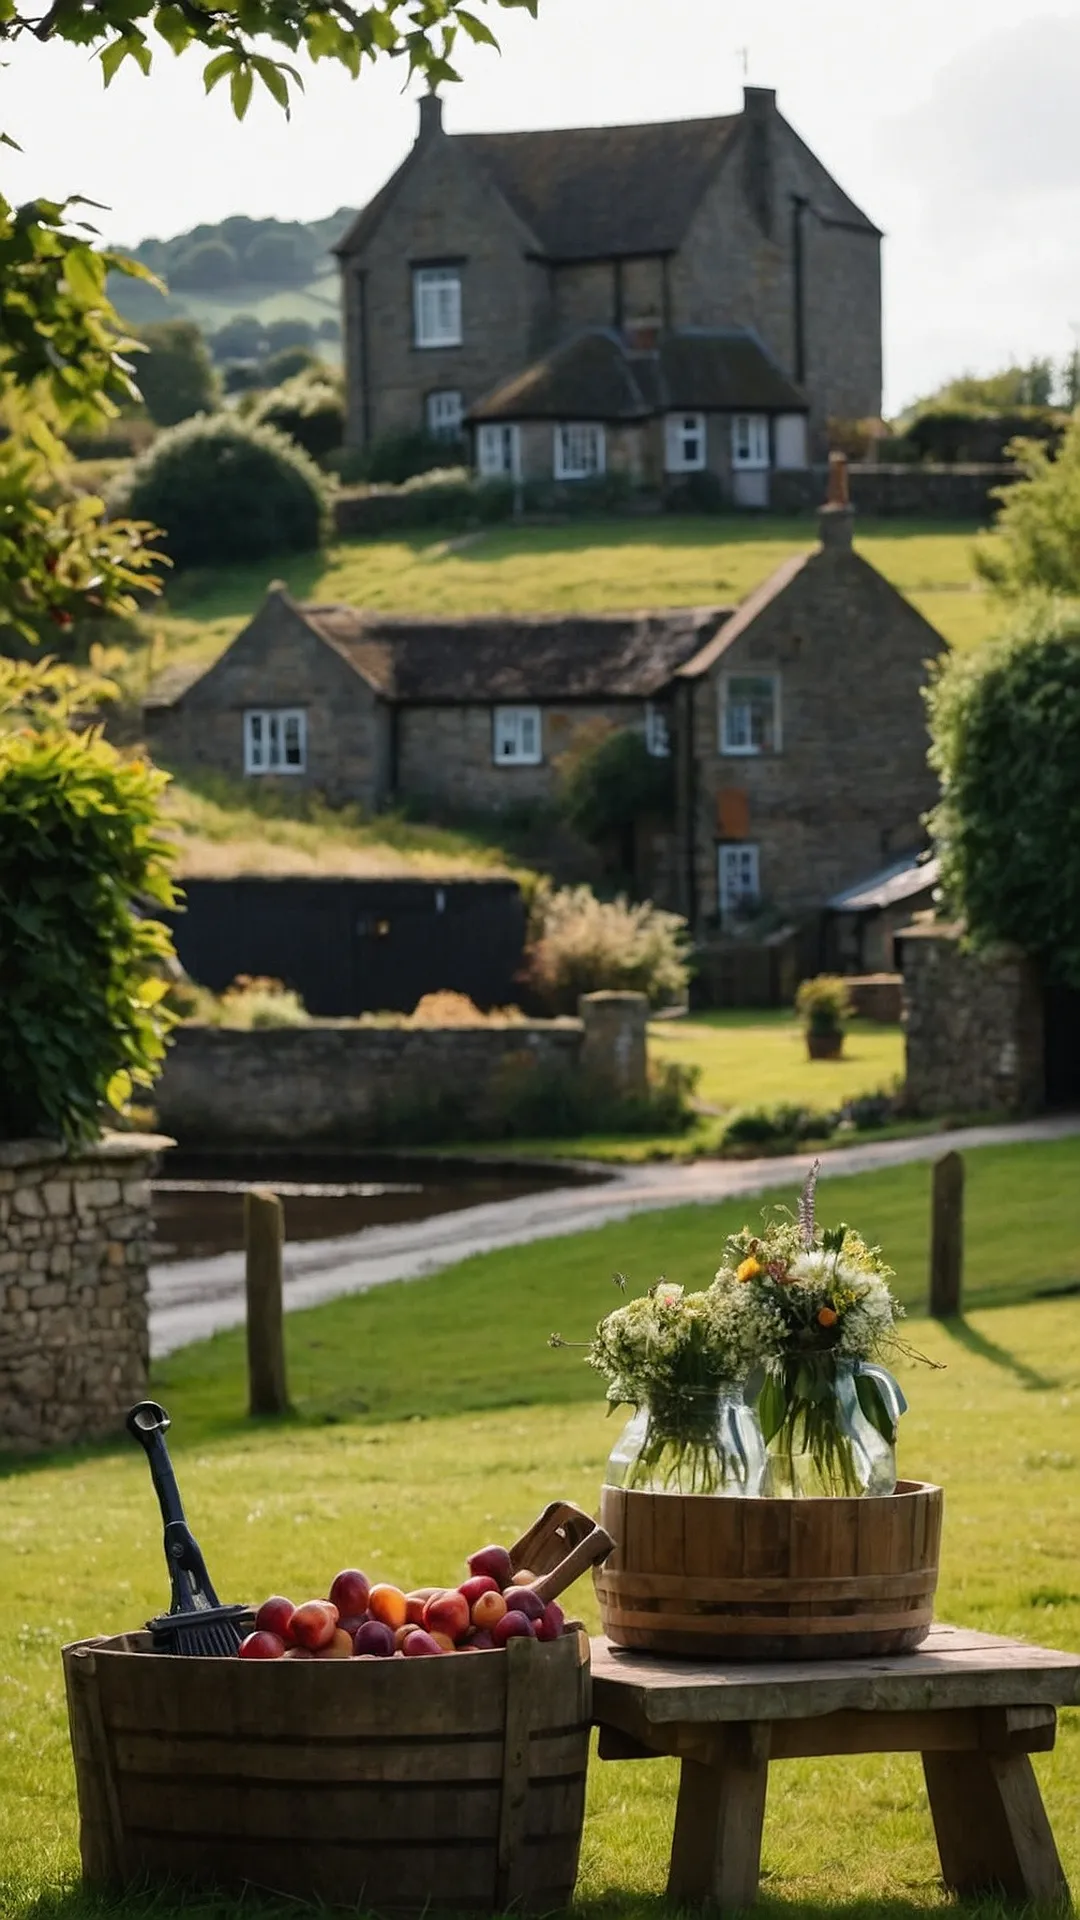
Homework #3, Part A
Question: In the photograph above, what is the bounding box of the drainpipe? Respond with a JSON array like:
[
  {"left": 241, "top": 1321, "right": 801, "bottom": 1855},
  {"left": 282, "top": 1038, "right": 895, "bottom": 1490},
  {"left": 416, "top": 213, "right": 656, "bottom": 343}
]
[
  {"left": 357, "top": 269, "right": 372, "bottom": 448},
  {"left": 790, "top": 194, "right": 809, "bottom": 387},
  {"left": 680, "top": 680, "right": 698, "bottom": 929}
]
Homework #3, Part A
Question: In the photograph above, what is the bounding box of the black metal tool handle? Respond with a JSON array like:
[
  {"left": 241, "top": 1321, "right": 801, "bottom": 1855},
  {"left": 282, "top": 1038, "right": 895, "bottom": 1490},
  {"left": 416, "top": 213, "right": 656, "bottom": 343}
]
[{"left": 126, "top": 1401, "right": 222, "bottom": 1614}]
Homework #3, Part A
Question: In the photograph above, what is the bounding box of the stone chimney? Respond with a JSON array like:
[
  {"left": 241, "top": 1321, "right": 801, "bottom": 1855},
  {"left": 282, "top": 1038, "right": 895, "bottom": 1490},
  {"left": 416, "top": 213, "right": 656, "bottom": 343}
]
[
  {"left": 417, "top": 90, "right": 443, "bottom": 141},
  {"left": 818, "top": 451, "right": 854, "bottom": 550},
  {"left": 741, "top": 87, "right": 776, "bottom": 236}
]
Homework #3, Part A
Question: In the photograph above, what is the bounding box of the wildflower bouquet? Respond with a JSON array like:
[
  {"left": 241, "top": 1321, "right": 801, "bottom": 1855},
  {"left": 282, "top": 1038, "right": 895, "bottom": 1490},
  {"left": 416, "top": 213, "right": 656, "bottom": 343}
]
[{"left": 712, "top": 1162, "right": 910, "bottom": 1495}]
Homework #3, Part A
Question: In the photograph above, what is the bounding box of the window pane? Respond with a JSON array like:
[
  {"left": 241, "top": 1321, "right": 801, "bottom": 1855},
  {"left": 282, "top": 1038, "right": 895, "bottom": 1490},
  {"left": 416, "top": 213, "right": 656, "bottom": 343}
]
[{"left": 283, "top": 715, "right": 303, "bottom": 766}]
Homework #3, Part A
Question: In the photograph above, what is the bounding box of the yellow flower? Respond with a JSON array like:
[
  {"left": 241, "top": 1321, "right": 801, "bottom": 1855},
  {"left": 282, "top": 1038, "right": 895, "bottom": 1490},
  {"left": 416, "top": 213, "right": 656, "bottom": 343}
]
[
  {"left": 737, "top": 1257, "right": 762, "bottom": 1283},
  {"left": 817, "top": 1306, "right": 838, "bottom": 1327}
]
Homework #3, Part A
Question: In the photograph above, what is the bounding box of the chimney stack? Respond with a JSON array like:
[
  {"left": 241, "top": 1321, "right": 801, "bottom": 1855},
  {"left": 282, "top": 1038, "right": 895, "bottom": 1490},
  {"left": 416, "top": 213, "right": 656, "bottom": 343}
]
[
  {"left": 743, "top": 85, "right": 777, "bottom": 115},
  {"left": 818, "top": 452, "right": 854, "bottom": 551},
  {"left": 418, "top": 90, "right": 443, "bottom": 141}
]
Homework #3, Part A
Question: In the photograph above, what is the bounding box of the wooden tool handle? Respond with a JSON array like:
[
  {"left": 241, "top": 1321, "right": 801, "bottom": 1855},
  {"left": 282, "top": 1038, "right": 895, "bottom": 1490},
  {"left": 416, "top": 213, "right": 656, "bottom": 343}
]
[{"left": 510, "top": 1500, "right": 614, "bottom": 1608}]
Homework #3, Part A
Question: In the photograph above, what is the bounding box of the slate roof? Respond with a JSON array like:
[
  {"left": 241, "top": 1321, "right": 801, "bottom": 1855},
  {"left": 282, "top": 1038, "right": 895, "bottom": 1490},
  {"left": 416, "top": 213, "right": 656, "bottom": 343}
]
[
  {"left": 304, "top": 604, "right": 731, "bottom": 701},
  {"left": 469, "top": 328, "right": 807, "bottom": 423},
  {"left": 457, "top": 117, "right": 741, "bottom": 260},
  {"left": 827, "top": 855, "right": 940, "bottom": 915}
]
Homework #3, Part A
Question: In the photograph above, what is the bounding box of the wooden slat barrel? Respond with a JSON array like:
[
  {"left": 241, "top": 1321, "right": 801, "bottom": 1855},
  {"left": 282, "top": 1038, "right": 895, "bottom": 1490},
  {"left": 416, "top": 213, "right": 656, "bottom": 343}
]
[
  {"left": 62, "top": 1627, "right": 591, "bottom": 1912},
  {"left": 595, "top": 1480, "right": 942, "bottom": 1661}
]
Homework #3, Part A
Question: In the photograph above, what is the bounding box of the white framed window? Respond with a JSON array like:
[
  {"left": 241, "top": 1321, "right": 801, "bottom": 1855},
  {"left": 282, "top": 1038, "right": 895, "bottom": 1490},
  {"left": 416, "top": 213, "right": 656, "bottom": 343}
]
[
  {"left": 665, "top": 412, "right": 706, "bottom": 473},
  {"left": 477, "top": 422, "right": 521, "bottom": 479},
  {"left": 413, "top": 266, "right": 462, "bottom": 348},
  {"left": 426, "top": 389, "right": 464, "bottom": 439},
  {"left": 731, "top": 413, "right": 770, "bottom": 469},
  {"left": 554, "top": 422, "right": 605, "bottom": 480},
  {"left": 719, "top": 843, "right": 761, "bottom": 918},
  {"left": 644, "top": 700, "right": 671, "bottom": 758},
  {"left": 493, "top": 705, "right": 542, "bottom": 766},
  {"left": 719, "top": 673, "right": 781, "bottom": 756},
  {"left": 244, "top": 708, "right": 306, "bottom": 775}
]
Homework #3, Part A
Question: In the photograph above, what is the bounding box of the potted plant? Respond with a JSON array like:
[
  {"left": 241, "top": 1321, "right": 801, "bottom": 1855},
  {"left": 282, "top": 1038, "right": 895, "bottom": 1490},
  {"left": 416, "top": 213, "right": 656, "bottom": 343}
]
[{"left": 795, "top": 973, "right": 853, "bottom": 1059}]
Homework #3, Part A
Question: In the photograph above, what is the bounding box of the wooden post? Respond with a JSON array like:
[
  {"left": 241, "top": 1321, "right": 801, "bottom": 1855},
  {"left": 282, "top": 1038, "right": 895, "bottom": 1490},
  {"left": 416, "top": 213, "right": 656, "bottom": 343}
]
[
  {"left": 245, "top": 1188, "right": 288, "bottom": 1417},
  {"left": 929, "top": 1151, "right": 964, "bottom": 1318}
]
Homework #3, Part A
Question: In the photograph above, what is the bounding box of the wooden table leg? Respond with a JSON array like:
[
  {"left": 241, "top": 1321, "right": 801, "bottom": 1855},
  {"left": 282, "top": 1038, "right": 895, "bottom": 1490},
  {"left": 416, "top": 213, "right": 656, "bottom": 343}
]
[
  {"left": 667, "top": 1749, "right": 769, "bottom": 1911},
  {"left": 922, "top": 1750, "right": 1071, "bottom": 1906}
]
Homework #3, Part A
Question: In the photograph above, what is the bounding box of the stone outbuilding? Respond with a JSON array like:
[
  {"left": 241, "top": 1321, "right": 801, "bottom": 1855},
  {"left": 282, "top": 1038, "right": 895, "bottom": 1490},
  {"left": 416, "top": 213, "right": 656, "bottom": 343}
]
[{"left": 144, "top": 502, "right": 944, "bottom": 938}]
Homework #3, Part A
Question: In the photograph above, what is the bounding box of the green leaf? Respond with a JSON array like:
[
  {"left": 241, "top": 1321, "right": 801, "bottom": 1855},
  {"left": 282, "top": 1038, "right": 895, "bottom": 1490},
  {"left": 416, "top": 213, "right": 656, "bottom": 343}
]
[
  {"left": 230, "top": 62, "right": 254, "bottom": 118},
  {"left": 62, "top": 245, "right": 106, "bottom": 308},
  {"left": 855, "top": 1372, "right": 896, "bottom": 1445},
  {"left": 756, "top": 1373, "right": 786, "bottom": 1445},
  {"left": 251, "top": 54, "right": 300, "bottom": 110},
  {"left": 202, "top": 49, "right": 235, "bottom": 92},
  {"left": 456, "top": 7, "right": 499, "bottom": 45}
]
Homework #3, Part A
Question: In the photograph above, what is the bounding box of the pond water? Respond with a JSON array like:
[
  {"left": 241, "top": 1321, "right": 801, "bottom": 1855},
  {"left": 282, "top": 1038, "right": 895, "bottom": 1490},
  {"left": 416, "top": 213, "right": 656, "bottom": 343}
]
[{"left": 153, "top": 1150, "right": 605, "bottom": 1263}]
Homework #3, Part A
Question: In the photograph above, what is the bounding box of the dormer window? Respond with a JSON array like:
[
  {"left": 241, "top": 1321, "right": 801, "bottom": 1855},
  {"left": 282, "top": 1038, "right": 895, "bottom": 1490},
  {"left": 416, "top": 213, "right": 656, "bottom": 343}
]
[{"left": 414, "top": 267, "right": 462, "bottom": 348}]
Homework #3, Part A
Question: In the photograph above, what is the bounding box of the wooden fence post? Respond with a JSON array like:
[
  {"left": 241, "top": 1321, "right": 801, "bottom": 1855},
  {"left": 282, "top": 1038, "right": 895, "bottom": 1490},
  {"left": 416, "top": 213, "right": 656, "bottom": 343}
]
[
  {"left": 929, "top": 1151, "right": 964, "bottom": 1318},
  {"left": 245, "top": 1188, "right": 289, "bottom": 1416}
]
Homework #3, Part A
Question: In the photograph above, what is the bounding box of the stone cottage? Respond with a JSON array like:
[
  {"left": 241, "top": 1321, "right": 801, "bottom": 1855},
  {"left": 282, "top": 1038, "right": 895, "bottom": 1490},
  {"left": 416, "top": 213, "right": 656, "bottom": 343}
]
[
  {"left": 144, "top": 504, "right": 944, "bottom": 936},
  {"left": 335, "top": 86, "right": 881, "bottom": 502}
]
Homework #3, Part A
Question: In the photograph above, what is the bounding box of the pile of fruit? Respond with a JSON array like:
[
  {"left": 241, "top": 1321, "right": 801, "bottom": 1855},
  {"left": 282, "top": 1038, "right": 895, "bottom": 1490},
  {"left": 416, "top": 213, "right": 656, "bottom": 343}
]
[{"left": 238, "top": 1542, "right": 566, "bottom": 1661}]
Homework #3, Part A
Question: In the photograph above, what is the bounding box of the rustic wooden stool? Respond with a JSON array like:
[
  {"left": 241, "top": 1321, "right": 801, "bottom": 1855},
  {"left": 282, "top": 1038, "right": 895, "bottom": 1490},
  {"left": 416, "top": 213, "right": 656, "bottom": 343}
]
[{"left": 591, "top": 1625, "right": 1080, "bottom": 1912}]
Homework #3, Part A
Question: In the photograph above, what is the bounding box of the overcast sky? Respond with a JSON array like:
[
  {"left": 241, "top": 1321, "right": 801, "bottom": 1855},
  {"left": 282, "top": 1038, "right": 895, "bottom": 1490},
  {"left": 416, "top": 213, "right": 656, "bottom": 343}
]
[{"left": 3, "top": 0, "right": 1078, "bottom": 412}]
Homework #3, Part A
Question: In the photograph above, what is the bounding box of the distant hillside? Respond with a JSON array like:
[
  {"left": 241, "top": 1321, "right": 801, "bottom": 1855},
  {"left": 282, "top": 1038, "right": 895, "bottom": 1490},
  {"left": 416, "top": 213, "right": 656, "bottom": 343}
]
[{"left": 108, "top": 209, "right": 358, "bottom": 357}]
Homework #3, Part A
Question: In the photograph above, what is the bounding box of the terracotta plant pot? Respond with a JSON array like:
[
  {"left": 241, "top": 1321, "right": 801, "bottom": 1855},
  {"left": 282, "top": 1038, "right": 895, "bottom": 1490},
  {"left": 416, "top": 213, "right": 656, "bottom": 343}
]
[{"left": 806, "top": 1028, "right": 843, "bottom": 1060}]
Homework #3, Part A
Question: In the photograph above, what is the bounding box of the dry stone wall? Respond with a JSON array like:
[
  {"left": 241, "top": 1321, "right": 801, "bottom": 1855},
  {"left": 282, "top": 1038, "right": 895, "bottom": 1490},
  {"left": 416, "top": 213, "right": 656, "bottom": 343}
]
[
  {"left": 0, "top": 1133, "right": 169, "bottom": 1455},
  {"left": 901, "top": 926, "right": 1044, "bottom": 1116}
]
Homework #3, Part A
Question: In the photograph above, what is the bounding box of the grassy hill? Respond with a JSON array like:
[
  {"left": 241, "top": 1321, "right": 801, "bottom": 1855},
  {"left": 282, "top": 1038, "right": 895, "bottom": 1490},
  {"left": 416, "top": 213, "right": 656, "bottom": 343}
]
[{"left": 108, "top": 207, "right": 357, "bottom": 358}]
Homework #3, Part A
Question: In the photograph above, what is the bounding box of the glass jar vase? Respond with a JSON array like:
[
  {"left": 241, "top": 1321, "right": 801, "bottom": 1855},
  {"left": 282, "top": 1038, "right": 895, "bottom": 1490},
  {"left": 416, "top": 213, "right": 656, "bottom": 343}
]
[
  {"left": 604, "top": 1388, "right": 769, "bottom": 1497},
  {"left": 763, "top": 1357, "right": 906, "bottom": 1498}
]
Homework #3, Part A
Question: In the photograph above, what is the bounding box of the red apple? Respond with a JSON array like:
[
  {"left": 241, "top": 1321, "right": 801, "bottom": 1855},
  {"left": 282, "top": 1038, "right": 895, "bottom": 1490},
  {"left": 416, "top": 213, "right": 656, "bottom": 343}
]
[
  {"left": 329, "top": 1569, "right": 371, "bottom": 1617},
  {"left": 424, "top": 1590, "right": 471, "bottom": 1643},
  {"left": 353, "top": 1619, "right": 395, "bottom": 1658},
  {"left": 492, "top": 1610, "right": 536, "bottom": 1646},
  {"left": 406, "top": 1589, "right": 437, "bottom": 1626},
  {"left": 502, "top": 1585, "right": 544, "bottom": 1622},
  {"left": 472, "top": 1591, "right": 507, "bottom": 1630},
  {"left": 238, "top": 1630, "right": 286, "bottom": 1660},
  {"left": 459, "top": 1574, "right": 499, "bottom": 1607},
  {"left": 288, "top": 1600, "right": 339, "bottom": 1650},
  {"left": 254, "top": 1596, "right": 295, "bottom": 1641},
  {"left": 315, "top": 1628, "right": 355, "bottom": 1660},
  {"left": 467, "top": 1544, "right": 514, "bottom": 1588},
  {"left": 535, "top": 1601, "right": 565, "bottom": 1643},
  {"left": 402, "top": 1630, "right": 444, "bottom": 1657}
]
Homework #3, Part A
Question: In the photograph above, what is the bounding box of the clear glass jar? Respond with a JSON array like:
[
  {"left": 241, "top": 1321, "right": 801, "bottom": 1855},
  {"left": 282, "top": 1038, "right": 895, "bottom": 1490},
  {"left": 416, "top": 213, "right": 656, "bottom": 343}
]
[
  {"left": 764, "top": 1357, "right": 905, "bottom": 1498},
  {"left": 604, "top": 1388, "right": 769, "bottom": 1497}
]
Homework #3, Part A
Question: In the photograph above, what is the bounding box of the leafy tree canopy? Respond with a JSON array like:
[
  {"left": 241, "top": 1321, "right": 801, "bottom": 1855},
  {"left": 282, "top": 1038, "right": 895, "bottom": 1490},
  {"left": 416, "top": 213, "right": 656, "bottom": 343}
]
[
  {"left": 137, "top": 318, "right": 219, "bottom": 425},
  {"left": 928, "top": 605, "right": 1080, "bottom": 985},
  {"left": 1, "top": 1, "right": 540, "bottom": 111}
]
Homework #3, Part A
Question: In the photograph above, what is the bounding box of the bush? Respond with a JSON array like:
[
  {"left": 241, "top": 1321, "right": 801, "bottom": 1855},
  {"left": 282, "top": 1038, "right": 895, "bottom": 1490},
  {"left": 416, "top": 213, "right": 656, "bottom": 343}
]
[
  {"left": 112, "top": 412, "right": 330, "bottom": 568},
  {"left": 219, "top": 975, "right": 310, "bottom": 1028},
  {"left": 523, "top": 883, "right": 690, "bottom": 1014},
  {"left": 252, "top": 370, "right": 345, "bottom": 461},
  {"left": 559, "top": 725, "right": 674, "bottom": 842},
  {"left": 0, "top": 658, "right": 178, "bottom": 1145},
  {"left": 334, "top": 471, "right": 514, "bottom": 536},
  {"left": 355, "top": 430, "right": 467, "bottom": 486},
  {"left": 135, "top": 319, "right": 219, "bottom": 427},
  {"left": 794, "top": 974, "right": 853, "bottom": 1035},
  {"left": 902, "top": 407, "right": 1065, "bottom": 467},
  {"left": 719, "top": 1102, "right": 829, "bottom": 1151},
  {"left": 928, "top": 605, "right": 1080, "bottom": 984},
  {"left": 371, "top": 1053, "right": 699, "bottom": 1146},
  {"left": 261, "top": 344, "right": 321, "bottom": 386},
  {"left": 265, "top": 318, "right": 317, "bottom": 353},
  {"left": 973, "top": 414, "right": 1080, "bottom": 598},
  {"left": 169, "top": 238, "right": 238, "bottom": 290}
]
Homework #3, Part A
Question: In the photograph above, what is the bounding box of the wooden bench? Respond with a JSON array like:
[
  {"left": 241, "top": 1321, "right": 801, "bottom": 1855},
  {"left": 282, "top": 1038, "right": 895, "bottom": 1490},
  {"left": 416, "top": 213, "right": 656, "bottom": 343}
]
[{"left": 591, "top": 1625, "right": 1080, "bottom": 1911}]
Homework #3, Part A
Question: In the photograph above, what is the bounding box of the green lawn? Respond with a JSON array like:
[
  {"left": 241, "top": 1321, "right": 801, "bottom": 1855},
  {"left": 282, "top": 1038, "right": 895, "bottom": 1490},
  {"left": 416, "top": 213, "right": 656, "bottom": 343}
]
[
  {"left": 652, "top": 1010, "right": 903, "bottom": 1113},
  {"left": 2, "top": 1140, "right": 1078, "bottom": 1920},
  {"left": 134, "top": 516, "right": 1004, "bottom": 693}
]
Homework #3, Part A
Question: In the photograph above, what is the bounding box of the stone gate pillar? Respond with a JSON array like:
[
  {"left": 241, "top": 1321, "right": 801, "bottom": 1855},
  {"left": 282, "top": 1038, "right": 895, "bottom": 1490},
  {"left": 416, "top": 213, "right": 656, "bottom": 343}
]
[{"left": 578, "top": 991, "right": 649, "bottom": 1099}]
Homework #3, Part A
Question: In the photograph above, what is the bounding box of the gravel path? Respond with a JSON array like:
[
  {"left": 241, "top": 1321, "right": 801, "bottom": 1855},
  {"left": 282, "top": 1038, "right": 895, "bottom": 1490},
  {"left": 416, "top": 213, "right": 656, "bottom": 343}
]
[{"left": 149, "top": 1114, "right": 1080, "bottom": 1356}]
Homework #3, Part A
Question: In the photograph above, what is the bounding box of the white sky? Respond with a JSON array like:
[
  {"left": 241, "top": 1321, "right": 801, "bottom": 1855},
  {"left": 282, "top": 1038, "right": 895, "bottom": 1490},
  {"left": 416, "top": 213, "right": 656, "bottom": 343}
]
[{"left": 3, "top": 0, "right": 1079, "bottom": 412}]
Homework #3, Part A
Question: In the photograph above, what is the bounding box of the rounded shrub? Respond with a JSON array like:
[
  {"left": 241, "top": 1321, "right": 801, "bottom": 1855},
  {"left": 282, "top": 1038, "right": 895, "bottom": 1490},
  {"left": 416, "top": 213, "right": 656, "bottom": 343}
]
[
  {"left": 252, "top": 371, "right": 345, "bottom": 461},
  {"left": 169, "top": 238, "right": 238, "bottom": 290},
  {"left": 113, "top": 412, "right": 330, "bottom": 568}
]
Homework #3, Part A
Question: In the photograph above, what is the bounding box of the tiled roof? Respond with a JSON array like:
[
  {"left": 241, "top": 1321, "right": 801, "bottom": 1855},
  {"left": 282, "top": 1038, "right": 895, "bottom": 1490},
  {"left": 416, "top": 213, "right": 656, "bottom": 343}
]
[
  {"left": 469, "top": 328, "right": 806, "bottom": 424},
  {"left": 306, "top": 604, "right": 731, "bottom": 701},
  {"left": 827, "top": 855, "right": 940, "bottom": 914},
  {"left": 458, "top": 116, "right": 741, "bottom": 260}
]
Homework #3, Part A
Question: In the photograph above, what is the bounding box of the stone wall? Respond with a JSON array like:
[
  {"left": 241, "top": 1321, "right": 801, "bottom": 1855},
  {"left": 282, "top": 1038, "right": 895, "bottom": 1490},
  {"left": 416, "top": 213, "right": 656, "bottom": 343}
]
[
  {"left": 900, "top": 925, "right": 1044, "bottom": 1116},
  {"left": 396, "top": 699, "right": 649, "bottom": 811},
  {"left": 770, "top": 463, "right": 1016, "bottom": 520},
  {"left": 0, "top": 1133, "right": 169, "bottom": 1455},
  {"left": 154, "top": 995, "right": 649, "bottom": 1147}
]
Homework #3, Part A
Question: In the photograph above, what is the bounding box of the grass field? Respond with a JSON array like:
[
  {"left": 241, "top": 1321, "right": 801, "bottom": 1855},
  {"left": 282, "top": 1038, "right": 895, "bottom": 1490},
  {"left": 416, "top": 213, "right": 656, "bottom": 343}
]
[
  {"left": 140, "top": 516, "right": 1003, "bottom": 690},
  {"left": 653, "top": 1010, "right": 903, "bottom": 1112},
  {"left": 2, "top": 1139, "right": 1078, "bottom": 1920}
]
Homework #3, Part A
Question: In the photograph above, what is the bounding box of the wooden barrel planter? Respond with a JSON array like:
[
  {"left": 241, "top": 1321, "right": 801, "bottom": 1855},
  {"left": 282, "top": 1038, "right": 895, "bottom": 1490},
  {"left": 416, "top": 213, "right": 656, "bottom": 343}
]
[
  {"left": 63, "top": 1626, "right": 591, "bottom": 1912},
  {"left": 595, "top": 1480, "right": 942, "bottom": 1661}
]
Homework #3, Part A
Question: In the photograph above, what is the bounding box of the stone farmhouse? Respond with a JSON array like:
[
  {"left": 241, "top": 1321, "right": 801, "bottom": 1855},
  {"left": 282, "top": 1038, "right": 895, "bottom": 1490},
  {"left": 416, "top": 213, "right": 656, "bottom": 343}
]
[
  {"left": 334, "top": 88, "right": 882, "bottom": 505},
  {"left": 144, "top": 504, "right": 942, "bottom": 934}
]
